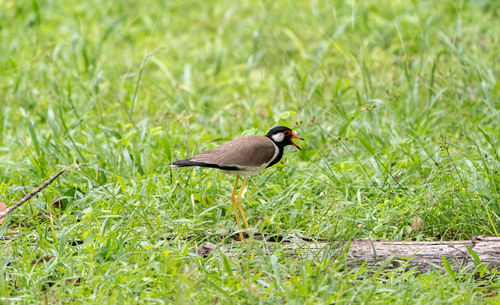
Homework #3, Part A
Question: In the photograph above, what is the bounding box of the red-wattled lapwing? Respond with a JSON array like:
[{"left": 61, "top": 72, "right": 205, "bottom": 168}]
[{"left": 171, "top": 126, "right": 304, "bottom": 239}]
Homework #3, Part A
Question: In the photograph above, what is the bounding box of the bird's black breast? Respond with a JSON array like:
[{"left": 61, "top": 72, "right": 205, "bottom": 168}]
[{"left": 266, "top": 146, "right": 284, "bottom": 168}]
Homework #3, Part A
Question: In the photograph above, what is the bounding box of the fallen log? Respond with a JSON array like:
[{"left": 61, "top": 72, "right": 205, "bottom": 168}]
[{"left": 197, "top": 235, "right": 500, "bottom": 272}]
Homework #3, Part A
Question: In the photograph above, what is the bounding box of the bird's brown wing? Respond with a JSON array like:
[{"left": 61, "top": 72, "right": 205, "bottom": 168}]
[{"left": 190, "top": 135, "right": 277, "bottom": 168}]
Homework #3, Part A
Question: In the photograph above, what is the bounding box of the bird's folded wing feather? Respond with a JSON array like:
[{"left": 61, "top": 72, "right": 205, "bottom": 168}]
[{"left": 190, "top": 136, "right": 277, "bottom": 168}]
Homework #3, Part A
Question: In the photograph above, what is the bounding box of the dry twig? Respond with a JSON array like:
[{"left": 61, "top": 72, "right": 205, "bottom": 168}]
[{"left": 0, "top": 169, "right": 66, "bottom": 220}]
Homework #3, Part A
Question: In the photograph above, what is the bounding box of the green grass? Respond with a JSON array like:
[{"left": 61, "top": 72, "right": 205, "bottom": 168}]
[{"left": 1, "top": 0, "right": 499, "bottom": 303}]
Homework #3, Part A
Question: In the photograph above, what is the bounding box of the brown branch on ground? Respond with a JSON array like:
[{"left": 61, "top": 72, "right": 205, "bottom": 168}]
[
  {"left": 195, "top": 234, "right": 500, "bottom": 272},
  {"left": 0, "top": 169, "right": 66, "bottom": 221}
]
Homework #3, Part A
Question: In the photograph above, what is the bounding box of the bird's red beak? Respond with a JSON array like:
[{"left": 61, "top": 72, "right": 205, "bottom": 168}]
[{"left": 290, "top": 132, "right": 304, "bottom": 150}]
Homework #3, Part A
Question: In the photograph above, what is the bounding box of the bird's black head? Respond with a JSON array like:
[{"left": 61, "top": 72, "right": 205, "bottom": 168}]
[{"left": 265, "top": 126, "right": 304, "bottom": 149}]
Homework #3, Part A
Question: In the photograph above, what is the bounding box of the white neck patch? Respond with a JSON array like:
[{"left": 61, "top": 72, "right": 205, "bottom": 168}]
[{"left": 271, "top": 132, "right": 285, "bottom": 142}]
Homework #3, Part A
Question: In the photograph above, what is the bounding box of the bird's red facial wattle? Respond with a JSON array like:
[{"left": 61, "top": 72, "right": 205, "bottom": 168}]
[{"left": 285, "top": 130, "right": 304, "bottom": 150}]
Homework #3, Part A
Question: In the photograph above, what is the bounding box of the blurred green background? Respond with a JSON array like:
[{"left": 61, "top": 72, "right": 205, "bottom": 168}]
[{"left": 1, "top": 0, "right": 499, "bottom": 303}]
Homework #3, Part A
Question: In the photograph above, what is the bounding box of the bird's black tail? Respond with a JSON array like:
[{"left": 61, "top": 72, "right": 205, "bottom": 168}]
[{"left": 170, "top": 159, "right": 198, "bottom": 168}]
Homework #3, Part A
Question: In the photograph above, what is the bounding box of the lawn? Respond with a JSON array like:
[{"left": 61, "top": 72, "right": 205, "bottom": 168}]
[{"left": 1, "top": 0, "right": 499, "bottom": 303}]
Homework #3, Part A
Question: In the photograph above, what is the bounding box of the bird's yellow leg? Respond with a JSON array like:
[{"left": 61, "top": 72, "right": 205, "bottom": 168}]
[
  {"left": 236, "top": 177, "right": 250, "bottom": 231},
  {"left": 230, "top": 176, "right": 244, "bottom": 240},
  {"left": 230, "top": 175, "right": 239, "bottom": 205}
]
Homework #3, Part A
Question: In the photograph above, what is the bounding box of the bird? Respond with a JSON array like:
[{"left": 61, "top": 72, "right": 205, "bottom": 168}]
[{"left": 171, "top": 126, "right": 304, "bottom": 239}]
